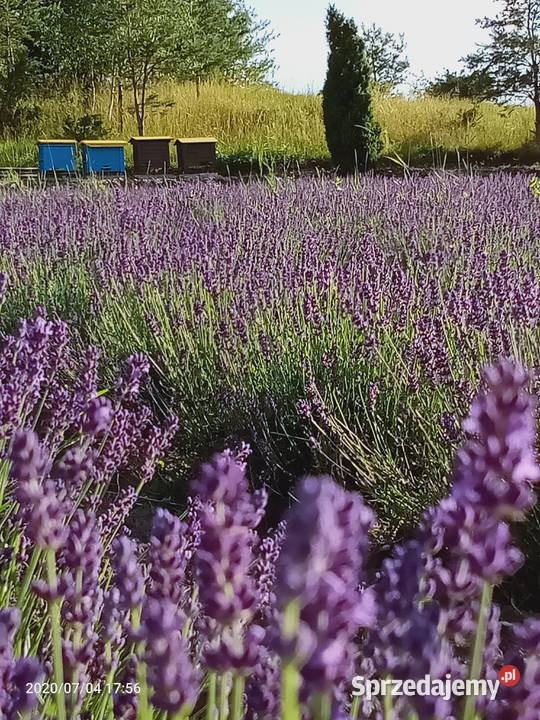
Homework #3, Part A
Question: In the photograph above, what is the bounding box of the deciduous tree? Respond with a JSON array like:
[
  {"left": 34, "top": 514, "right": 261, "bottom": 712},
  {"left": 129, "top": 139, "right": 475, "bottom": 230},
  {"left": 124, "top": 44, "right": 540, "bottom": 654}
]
[
  {"left": 361, "top": 22, "right": 409, "bottom": 91},
  {"left": 0, "top": 0, "right": 41, "bottom": 133},
  {"left": 424, "top": 69, "right": 497, "bottom": 100},
  {"left": 27, "top": 0, "right": 274, "bottom": 134},
  {"left": 464, "top": 0, "right": 540, "bottom": 142}
]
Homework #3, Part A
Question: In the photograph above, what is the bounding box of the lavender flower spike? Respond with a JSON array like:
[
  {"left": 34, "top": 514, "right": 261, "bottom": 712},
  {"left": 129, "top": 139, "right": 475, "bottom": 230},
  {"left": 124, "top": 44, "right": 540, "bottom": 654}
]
[
  {"left": 12, "top": 430, "right": 67, "bottom": 551},
  {"left": 148, "top": 508, "right": 190, "bottom": 606},
  {"left": 140, "top": 598, "right": 200, "bottom": 714},
  {"left": 275, "top": 476, "right": 375, "bottom": 698},
  {"left": 111, "top": 536, "right": 145, "bottom": 611},
  {"left": 455, "top": 358, "right": 540, "bottom": 520}
]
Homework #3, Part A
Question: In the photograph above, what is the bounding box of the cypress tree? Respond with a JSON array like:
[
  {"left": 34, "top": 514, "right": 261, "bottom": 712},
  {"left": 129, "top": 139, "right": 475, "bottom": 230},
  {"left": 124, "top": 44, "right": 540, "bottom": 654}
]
[{"left": 322, "top": 4, "right": 382, "bottom": 172}]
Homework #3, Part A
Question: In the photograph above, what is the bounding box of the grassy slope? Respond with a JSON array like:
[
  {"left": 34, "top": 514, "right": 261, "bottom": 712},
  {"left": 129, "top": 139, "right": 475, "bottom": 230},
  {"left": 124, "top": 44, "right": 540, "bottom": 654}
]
[{"left": 0, "top": 81, "right": 538, "bottom": 169}]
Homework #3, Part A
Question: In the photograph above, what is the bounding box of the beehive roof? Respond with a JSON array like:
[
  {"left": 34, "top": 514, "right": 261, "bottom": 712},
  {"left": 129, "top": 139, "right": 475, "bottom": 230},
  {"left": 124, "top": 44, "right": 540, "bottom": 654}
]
[
  {"left": 130, "top": 136, "right": 172, "bottom": 141},
  {"left": 80, "top": 140, "right": 128, "bottom": 146},
  {"left": 175, "top": 137, "right": 217, "bottom": 144}
]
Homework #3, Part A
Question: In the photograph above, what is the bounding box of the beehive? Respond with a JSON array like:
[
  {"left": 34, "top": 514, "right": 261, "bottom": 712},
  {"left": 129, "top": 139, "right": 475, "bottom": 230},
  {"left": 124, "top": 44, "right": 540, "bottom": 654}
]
[
  {"left": 80, "top": 140, "right": 127, "bottom": 174},
  {"left": 175, "top": 138, "right": 217, "bottom": 173},
  {"left": 130, "top": 137, "right": 172, "bottom": 174},
  {"left": 38, "top": 140, "right": 77, "bottom": 173}
]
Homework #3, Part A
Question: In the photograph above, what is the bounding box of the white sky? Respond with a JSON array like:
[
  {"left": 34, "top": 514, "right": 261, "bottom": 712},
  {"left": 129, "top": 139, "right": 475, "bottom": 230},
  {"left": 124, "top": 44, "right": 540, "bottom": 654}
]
[{"left": 252, "top": 0, "right": 499, "bottom": 93}]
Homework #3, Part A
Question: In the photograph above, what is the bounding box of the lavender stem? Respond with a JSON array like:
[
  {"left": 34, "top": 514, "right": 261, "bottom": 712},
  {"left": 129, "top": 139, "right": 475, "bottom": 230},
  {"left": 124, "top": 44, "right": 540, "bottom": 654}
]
[
  {"left": 46, "top": 548, "right": 67, "bottom": 720},
  {"left": 462, "top": 581, "right": 494, "bottom": 720}
]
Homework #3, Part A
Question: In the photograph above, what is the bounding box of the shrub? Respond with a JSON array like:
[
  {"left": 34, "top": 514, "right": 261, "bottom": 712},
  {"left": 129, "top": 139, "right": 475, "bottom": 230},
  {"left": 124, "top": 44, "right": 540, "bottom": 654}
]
[
  {"left": 2, "top": 173, "right": 540, "bottom": 540},
  {"left": 0, "top": 52, "right": 40, "bottom": 136},
  {"left": 62, "top": 113, "right": 109, "bottom": 141}
]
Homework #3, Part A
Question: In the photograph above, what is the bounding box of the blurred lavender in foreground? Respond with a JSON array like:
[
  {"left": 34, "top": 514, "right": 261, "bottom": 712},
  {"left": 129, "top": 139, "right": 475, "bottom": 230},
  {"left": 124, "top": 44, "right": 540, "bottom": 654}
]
[{"left": 1, "top": 346, "right": 540, "bottom": 719}]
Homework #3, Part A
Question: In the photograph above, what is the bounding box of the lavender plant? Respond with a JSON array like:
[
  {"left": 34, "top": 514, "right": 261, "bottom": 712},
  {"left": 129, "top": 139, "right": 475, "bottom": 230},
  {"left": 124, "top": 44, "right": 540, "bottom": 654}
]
[
  {"left": 0, "top": 288, "right": 539, "bottom": 719},
  {"left": 2, "top": 173, "right": 540, "bottom": 717},
  {"left": 2, "top": 173, "right": 540, "bottom": 534}
]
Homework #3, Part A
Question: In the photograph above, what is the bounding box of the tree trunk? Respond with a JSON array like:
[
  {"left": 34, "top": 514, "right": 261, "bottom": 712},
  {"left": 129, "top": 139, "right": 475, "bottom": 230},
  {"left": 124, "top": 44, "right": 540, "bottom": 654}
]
[
  {"left": 136, "top": 103, "right": 144, "bottom": 135},
  {"left": 140, "top": 78, "right": 147, "bottom": 137},
  {"left": 91, "top": 74, "right": 97, "bottom": 112},
  {"left": 118, "top": 82, "right": 124, "bottom": 133},
  {"left": 131, "top": 78, "right": 144, "bottom": 136},
  {"left": 107, "top": 77, "right": 115, "bottom": 123},
  {"left": 536, "top": 99, "right": 540, "bottom": 144}
]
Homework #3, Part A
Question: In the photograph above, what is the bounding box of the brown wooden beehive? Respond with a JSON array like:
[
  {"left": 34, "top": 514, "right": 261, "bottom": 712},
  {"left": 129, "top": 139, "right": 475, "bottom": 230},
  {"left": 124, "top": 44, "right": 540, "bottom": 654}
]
[
  {"left": 175, "top": 137, "right": 217, "bottom": 174},
  {"left": 130, "top": 137, "right": 172, "bottom": 174}
]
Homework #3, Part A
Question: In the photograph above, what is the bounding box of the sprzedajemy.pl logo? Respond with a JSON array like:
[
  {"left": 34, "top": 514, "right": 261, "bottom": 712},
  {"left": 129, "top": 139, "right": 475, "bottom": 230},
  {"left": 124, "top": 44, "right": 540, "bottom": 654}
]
[{"left": 351, "top": 672, "right": 515, "bottom": 702}]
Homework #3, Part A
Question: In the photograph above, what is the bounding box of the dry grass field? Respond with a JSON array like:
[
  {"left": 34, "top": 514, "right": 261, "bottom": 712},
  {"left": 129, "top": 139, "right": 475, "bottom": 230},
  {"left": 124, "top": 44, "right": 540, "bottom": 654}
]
[{"left": 1, "top": 80, "right": 537, "bottom": 168}]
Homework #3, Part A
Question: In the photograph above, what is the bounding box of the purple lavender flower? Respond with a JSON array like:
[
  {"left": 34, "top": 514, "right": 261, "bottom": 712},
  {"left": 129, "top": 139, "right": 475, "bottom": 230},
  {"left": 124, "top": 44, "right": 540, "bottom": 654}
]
[
  {"left": 12, "top": 430, "right": 67, "bottom": 551},
  {"left": 195, "top": 503, "right": 258, "bottom": 625},
  {"left": 74, "top": 346, "right": 101, "bottom": 404},
  {"left": 0, "top": 271, "right": 8, "bottom": 303},
  {"left": 192, "top": 451, "right": 248, "bottom": 506},
  {"left": 368, "top": 381, "right": 379, "bottom": 410},
  {"left": 456, "top": 359, "right": 540, "bottom": 519},
  {"left": 275, "top": 476, "right": 375, "bottom": 696},
  {"left": 98, "top": 587, "right": 129, "bottom": 675},
  {"left": 0, "top": 608, "right": 43, "bottom": 718},
  {"left": 139, "top": 598, "right": 200, "bottom": 714},
  {"left": 245, "top": 645, "right": 280, "bottom": 720},
  {"left": 116, "top": 353, "right": 150, "bottom": 399},
  {"left": 52, "top": 445, "right": 96, "bottom": 505},
  {"left": 5, "top": 657, "right": 43, "bottom": 720},
  {"left": 193, "top": 451, "right": 265, "bottom": 680},
  {"left": 99, "top": 487, "right": 138, "bottom": 543},
  {"left": 258, "top": 329, "right": 272, "bottom": 359},
  {"left": 422, "top": 360, "right": 540, "bottom": 607},
  {"left": 439, "top": 410, "right": 461, "bottom": 444},
  {"left": 148, "top": 508, "right": 189, "bottom": 606},
  {"left": 60, "top": 510, "right": 103, "bottom": 626},
  {"left": 296, "top": 399, "right": 312, "bottom": 420},
  {"left": 255, "top": 522, "right": 286, "bottom": 624},
  {"left": 363, "top": 541, "right": 461, "bottom": 720},
  {"left": 193, "top": 454, "right": 265, "bottom": 625},
  {"left": 113, "top": 653, "right": 138, "bottom": 720},
  {"left": 10, "top": 429, "right": 49, "bottom": 484},
  {"left": 138, "top": 414, "right": 179, "bottom": 484},
  {"left": 276, "top": 476, "right": 373, "bottom": 602},
  {"left": 111, "top": 536, "right": 145, "bottom": 610},
  {"left": 82, "top": 396, "right": 113, "bottom": 435},
  {"left": 205, "top": 623, "right": 265, "bottom": 672},
  {"left": 0, "top": 608, "right": 19, "bottom": 711}
]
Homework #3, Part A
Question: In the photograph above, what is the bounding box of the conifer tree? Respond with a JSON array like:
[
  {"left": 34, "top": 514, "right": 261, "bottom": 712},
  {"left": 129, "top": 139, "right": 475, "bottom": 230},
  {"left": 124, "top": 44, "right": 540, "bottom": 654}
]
[{"left": 322, "top": 5, "right": 382, "bottom": 172}]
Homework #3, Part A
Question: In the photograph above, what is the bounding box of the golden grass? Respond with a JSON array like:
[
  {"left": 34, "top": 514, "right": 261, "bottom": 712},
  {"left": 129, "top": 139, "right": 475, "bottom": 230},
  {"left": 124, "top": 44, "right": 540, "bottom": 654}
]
[
  {"left": 375, "top": 93, "right": 535, "bottom": 158},
  {"left": 3, "top": 80, "right": 538, "bottom": 166}
]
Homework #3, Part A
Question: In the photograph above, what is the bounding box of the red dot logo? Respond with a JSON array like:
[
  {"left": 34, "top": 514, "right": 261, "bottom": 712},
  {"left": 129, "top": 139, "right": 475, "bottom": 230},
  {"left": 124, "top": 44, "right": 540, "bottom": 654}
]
[{"left": 498, "top": 665, "right": 521, "bottom": 687}]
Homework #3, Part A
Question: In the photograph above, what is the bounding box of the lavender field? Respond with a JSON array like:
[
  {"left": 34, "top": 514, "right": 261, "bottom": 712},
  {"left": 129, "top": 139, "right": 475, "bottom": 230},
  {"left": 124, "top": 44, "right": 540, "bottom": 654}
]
[
  {"left": 2, "top": 173, "right": 540, "bottom": 523},
  {"left": 1, "top": 172, "right": 540, "bottom": 718}
]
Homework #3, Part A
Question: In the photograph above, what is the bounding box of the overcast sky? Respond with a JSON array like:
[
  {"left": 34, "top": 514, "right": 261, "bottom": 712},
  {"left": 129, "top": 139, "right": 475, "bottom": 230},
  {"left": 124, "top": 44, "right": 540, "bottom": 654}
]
[{"left": 252, "top": 0, "right": 498, "bottom": 93}]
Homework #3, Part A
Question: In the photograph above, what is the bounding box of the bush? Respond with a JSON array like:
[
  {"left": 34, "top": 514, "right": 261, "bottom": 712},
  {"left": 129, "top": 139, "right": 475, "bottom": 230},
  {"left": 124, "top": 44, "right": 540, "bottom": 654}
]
[
  {"left": 0, "top": 52, "right": 40, "bottom": 137},
  {"left": 62, "top": 113, "right": 109, "bottom": 141}
]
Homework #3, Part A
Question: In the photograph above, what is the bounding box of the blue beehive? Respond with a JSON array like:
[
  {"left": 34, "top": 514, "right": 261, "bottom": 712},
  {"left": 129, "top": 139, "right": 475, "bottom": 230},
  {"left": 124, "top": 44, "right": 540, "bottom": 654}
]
[
  {"left": 38, "top": 140, "right": 77, "bottom": 172},
  {"left": 80, "top": 140, "right": 127, "bottom": 175}
]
